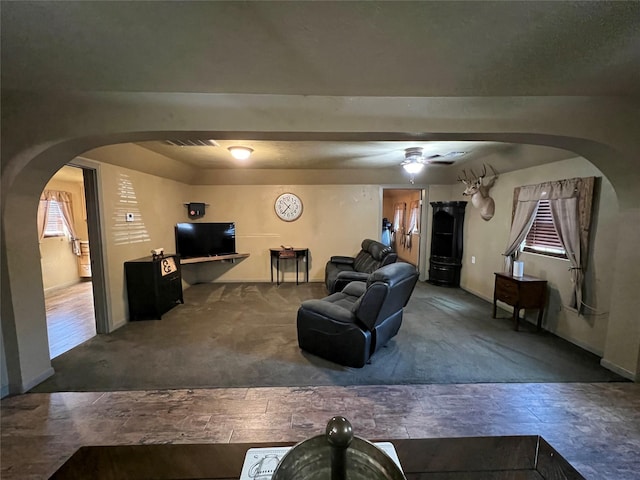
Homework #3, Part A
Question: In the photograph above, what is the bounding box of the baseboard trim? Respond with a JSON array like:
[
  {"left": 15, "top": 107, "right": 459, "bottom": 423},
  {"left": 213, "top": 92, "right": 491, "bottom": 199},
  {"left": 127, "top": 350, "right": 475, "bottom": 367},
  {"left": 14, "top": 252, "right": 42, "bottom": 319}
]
[
  {"left": 461, "top": 286, "right": 606, "bottom": 357},
  {"left": 600, "top": 359, "right": 637, "bottom": 381},
  {"left": 21, "top": 367, "right": 55, "bottom": 393}
]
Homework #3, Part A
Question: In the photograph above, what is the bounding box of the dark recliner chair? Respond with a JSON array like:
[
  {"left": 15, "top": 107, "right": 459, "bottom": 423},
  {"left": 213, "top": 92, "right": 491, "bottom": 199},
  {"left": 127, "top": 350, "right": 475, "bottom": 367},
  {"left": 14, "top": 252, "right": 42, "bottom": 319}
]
[
  {"left": 324, "top": 239, "right": 397, "bottom": 294},
  {"left": 297, "top": 262, "right": 419, "bottom": 368}
]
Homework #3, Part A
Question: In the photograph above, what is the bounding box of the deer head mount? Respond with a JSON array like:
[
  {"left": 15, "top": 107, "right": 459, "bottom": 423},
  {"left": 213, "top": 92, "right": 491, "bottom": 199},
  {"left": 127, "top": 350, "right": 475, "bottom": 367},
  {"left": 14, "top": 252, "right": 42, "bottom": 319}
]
[{"left": 457, "top": 164, "right": 499, "bottom": 221}]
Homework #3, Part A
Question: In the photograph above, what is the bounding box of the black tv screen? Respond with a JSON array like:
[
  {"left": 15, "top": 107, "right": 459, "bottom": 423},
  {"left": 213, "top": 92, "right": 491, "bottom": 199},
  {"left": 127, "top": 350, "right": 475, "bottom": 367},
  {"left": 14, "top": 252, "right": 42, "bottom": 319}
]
[{"left": 175, "top": 222, "right": 236, "bottom": 258}]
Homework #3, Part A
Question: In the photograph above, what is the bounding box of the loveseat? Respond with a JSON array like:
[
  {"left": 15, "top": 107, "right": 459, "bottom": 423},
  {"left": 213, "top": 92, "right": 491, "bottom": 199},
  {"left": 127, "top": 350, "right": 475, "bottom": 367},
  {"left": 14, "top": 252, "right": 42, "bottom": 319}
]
[
  {"left": 324, "top": 238, "right": 397, "bottom": 294},
  {"left": 297, "top": 262, "right": 419, "bottom": 367}
]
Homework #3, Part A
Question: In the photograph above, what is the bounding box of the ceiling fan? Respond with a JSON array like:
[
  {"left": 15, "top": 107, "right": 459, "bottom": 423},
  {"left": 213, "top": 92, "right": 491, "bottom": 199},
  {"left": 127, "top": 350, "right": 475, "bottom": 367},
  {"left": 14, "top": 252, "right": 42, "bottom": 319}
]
[
  {"left": 401, "top": 147, "right": 463, "bottom": 170},
  {"left": 401, "top": 147, "right": 466, "bottom": 183}
]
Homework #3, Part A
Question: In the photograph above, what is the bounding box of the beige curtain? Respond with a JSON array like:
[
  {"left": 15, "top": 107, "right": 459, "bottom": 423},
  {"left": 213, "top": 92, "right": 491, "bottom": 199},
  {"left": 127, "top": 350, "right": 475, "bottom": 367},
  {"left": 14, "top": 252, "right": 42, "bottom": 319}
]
[
  {"left": 392, "top": 202, "right": 406, "bottom": 248},
  {"left": 406, "top": 200, "right": 420, "bottom": 250},
  {"left": 503, "top": 197, "right": 539, "bottom": 271},
  {"left": 505, "top": 177, "right": 595, "bottom": 313},
  {"left": 37, "top": 196, "right": 52, "bottom": 241},
  {"left": 549, "top": 196, "right": 581, "bottom": 310},
  {"left": 38, "top": 190, "right": 80, "bottom": 254}
]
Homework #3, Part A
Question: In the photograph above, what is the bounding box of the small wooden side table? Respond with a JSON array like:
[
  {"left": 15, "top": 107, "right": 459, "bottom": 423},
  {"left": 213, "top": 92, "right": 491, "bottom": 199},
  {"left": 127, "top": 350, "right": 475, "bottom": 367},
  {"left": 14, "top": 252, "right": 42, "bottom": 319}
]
[
  {"left": 493, "top": 272, "right": 547, "bottom": 331},
  {"left": 270, "top": 248, "right": 309, "bottom": 285}
]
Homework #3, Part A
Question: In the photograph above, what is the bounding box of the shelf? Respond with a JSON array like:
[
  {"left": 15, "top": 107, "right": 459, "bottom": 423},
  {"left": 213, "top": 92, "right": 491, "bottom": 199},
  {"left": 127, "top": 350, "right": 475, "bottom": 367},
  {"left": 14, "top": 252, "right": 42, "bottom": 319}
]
[{"left": 180, "top": 253, "right": 250, "bottom": 265}]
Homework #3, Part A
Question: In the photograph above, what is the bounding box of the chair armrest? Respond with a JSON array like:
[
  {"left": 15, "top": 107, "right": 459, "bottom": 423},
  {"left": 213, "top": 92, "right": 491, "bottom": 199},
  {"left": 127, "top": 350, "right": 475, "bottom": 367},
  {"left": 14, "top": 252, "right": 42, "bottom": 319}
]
[
  {"left": 336, "top": 271, "right": 369, "bottom": 283},
  {"left": 342, "top": 281, "right": 366, "bottom": 298},
  {"left": 330, "top": 256, "right": 355, "bottom": 265},
  {"left": 299, "top": 300, "right": 355, "bottom": 324}
]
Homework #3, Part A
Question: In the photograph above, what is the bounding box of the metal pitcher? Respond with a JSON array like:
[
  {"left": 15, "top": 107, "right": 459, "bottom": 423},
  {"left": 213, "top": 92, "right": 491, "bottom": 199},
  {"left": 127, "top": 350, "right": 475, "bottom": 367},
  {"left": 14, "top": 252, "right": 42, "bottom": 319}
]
[{"left": 272, "top": 416, "right": 406, "bottom": 480}]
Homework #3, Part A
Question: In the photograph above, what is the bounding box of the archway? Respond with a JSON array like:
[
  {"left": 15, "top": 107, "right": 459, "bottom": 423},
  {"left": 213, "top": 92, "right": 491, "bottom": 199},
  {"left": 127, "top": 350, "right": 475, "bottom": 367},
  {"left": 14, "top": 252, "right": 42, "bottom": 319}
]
[{"left": 2, "top": 93, "right": 638, "bottom": 395}]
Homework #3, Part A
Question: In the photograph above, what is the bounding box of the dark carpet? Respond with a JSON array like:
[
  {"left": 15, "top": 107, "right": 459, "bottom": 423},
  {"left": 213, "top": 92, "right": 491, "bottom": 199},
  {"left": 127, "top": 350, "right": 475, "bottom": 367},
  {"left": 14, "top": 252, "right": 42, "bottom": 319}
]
[{"left": 31, "top": 281, "right": 625, "bottom": 392}]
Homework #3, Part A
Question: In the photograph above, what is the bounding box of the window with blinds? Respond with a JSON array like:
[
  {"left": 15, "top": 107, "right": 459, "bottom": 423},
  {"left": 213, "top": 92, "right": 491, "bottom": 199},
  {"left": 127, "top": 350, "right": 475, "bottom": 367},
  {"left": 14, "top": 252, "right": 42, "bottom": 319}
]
[
  {"left": 523, "top": 200, "right": 567, "bottom": 258},
  {"left": 43, "top": 200, "right": 69, "bottom": 237}
]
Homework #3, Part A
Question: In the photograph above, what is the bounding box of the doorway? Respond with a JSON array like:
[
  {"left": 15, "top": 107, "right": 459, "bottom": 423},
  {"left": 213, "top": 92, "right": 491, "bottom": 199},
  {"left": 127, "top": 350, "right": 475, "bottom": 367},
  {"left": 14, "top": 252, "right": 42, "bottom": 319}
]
[
  {"left": 382, "top": 189, "right": 422, "bottom": 268},
  {"left": 39, "top": 165, "right": 99, "bottom": 358}
]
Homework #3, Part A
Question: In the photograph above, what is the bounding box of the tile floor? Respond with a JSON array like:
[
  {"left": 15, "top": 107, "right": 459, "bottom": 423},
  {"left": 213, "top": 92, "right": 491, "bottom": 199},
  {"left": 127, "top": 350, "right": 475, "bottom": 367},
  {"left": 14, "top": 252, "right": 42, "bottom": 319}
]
[{"left": 2, "top": 382, "right": 640, "bottom": 479}]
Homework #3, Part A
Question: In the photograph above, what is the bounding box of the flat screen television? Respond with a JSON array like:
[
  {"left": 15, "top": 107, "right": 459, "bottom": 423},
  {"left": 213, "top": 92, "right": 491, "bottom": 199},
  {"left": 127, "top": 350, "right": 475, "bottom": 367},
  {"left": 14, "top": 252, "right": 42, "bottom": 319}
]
[{"left": 175, "top": 222, "right": 236, "bottom": 259}]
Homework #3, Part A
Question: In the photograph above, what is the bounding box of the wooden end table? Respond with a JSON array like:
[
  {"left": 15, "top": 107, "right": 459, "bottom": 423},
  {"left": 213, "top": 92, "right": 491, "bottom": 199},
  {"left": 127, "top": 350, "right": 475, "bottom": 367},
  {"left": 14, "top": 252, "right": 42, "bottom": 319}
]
[{"left": 493, "top": 272, "right": 548, "bottom": 331}]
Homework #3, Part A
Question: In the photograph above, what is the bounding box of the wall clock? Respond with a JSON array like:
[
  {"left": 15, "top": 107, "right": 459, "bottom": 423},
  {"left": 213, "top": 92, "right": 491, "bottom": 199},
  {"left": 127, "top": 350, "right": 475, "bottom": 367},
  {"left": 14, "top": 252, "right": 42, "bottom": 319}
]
[{"left": 274, "top": 192, "right": 303, "bottom": 222}]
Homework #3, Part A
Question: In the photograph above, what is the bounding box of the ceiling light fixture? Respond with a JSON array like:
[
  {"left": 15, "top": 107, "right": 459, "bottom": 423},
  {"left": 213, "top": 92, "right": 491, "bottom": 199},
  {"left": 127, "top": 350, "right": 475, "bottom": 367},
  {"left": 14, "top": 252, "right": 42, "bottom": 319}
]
[
  {"left": 228, "top": 146, "right": 253, "bottom": 160},
  {"left": 401, "top": 147, "right": 426, "bottom": 183}
]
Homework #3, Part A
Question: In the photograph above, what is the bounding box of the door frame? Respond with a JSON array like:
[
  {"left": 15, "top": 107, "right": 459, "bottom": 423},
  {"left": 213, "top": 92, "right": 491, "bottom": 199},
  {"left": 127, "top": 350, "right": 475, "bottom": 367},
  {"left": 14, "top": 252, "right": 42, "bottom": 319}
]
[
  {"left": 381, "top": 187, "right": 427, "bottom": 279},
  {"left": 69, "top": 158, "right": 111, "bottom": 334}
]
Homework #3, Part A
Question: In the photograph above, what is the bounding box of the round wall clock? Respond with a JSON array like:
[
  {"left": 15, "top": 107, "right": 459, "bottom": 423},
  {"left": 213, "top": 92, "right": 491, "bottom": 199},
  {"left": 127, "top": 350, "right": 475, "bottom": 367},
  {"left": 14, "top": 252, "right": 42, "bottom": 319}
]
[{"left": 274, "top": 192, "right": 303, "bottom": 222}]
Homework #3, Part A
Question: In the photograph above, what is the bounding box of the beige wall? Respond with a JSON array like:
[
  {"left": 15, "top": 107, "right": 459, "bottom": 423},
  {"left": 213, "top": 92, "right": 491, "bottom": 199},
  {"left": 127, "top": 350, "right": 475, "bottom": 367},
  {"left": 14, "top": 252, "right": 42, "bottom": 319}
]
[
  {"left": 184, "top": 184, "right": 380, "bottom": 284},
  {"left": 457, "top": 157, "right": 617, "bottom": 355},
  {"left": 94, "top": 161, "right": 187, "bottom": 329},
  {"left": 83, "top": 146, "right": 382, "bottom": 329}
]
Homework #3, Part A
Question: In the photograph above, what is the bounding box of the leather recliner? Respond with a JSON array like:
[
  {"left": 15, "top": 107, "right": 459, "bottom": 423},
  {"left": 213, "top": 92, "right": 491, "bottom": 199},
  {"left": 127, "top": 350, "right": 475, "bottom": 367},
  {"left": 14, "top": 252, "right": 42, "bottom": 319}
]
[
  {"left": 324, "top": 238, "right": 398, "bottom": 294},
  {"left": 297, "top": 262, "right": 419, "bottom": 368}
]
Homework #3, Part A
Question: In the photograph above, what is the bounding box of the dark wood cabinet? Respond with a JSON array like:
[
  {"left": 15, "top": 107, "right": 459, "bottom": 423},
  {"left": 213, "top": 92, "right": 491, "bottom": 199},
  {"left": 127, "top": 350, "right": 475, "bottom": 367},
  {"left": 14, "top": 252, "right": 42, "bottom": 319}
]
[
  {"left": 428, "top": 201, "right": 467, "bottom": 287},
  {"left": 124, "top": 255, "right": 184, "bottom": 320}
]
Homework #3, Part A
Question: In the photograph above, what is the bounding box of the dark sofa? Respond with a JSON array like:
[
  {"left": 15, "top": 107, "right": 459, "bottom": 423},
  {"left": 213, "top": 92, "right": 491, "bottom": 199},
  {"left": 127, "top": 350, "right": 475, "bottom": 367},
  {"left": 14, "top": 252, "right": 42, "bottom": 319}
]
[
  {"left": 324, "top": 238, "right": 397, "bottom": 293},
  {"left": 297, "top": 262, "right": 419, "bottom": 367}
]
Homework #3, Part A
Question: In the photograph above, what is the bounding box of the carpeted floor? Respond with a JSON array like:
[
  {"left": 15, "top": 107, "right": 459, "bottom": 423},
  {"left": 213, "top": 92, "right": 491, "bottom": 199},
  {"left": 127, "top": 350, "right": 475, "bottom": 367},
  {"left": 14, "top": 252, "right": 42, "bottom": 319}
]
[{"left": 31, "top": 281, "right": 625, "bottom": 392}]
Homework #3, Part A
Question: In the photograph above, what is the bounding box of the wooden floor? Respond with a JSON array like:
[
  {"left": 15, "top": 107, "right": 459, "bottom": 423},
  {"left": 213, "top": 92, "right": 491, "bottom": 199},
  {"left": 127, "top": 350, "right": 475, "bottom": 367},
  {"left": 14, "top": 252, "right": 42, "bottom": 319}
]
[{"left": 44, "top": 281, "right": 96, "bottom": 358}]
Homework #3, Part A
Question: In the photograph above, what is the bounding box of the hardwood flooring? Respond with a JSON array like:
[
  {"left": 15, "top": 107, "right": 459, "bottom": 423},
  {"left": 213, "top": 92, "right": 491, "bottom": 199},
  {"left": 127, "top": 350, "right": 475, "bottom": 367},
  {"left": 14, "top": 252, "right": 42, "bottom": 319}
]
[{"left": 44, "top": 281, "right": 96, "bottom": 358}]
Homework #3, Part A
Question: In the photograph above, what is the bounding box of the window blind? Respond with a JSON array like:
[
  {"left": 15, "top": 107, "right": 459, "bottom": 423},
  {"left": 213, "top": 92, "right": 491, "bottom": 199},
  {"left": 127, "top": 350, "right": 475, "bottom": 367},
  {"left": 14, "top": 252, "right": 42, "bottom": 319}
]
[
  {"left": 43, "top": 200, "right": 67, "bottom": 237},
  {"left": 524, "top": 200, "right": 566, "bottom": 256}
]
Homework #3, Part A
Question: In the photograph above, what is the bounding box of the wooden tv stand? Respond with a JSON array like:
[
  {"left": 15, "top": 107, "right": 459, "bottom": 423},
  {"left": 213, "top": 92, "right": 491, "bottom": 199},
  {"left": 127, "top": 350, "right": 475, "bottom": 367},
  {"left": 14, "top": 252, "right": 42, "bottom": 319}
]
[{"left": 180, "top": 253, "right": 250, "bottom": 265}]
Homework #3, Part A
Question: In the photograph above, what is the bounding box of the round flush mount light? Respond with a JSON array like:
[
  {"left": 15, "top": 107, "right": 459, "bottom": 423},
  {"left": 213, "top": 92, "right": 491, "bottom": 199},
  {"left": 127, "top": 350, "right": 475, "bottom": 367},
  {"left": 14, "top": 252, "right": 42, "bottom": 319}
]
[{"left": 228, "top": 146, "right": 253, "bottom": 160}]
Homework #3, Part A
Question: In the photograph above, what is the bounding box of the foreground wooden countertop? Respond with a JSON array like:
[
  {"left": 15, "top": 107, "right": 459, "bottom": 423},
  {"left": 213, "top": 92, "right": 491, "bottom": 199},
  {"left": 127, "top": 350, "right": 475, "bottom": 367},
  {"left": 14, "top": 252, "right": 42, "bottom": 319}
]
[{"left": 50, "top": 435, "right": 584, "bottom": 479}]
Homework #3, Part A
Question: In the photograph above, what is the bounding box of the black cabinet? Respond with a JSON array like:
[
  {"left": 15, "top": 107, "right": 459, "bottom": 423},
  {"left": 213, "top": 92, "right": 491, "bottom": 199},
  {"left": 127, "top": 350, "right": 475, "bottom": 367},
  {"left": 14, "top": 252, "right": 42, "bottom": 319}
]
[
  {"left": 428, "top": 201, "right": 467, "bottom": 287},
  {"left": 124, "top": 255, "right": 184, "bottom": 320}
]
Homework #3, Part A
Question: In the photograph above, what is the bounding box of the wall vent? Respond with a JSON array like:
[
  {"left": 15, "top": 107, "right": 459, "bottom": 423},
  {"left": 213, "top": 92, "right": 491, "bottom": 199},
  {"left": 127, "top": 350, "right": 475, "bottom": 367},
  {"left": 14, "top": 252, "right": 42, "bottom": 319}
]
[{"left": 165, "top": 139, "right": 219, "bottom": 147}]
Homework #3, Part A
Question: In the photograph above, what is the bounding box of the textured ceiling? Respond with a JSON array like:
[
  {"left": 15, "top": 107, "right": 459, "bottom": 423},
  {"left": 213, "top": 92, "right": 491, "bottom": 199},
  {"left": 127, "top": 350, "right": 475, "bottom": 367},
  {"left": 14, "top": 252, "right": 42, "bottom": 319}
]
[
  {"left": 2, "top": 1, "right": 638, "bottom": 174},
  {"left": 136, "top": 140, "right": 512, "bottom": 170},
  {"left": 3, "top": 2, "right": 639, "bottom": 96}
]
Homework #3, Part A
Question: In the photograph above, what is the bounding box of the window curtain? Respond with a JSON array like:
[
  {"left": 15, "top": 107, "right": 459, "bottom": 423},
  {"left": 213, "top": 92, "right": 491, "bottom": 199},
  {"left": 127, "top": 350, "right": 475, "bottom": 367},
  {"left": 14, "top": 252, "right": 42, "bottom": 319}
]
[
  {"left": 38, "top": 190, "right": 80, "bottom": 255},
  {"left": 504, "top": 177, "right": 595, "bottom": 313},
  {"left": 392, "top": 202, "right": 406, "bottom": 248},
  {"left": 405, "top": 200, "right": 420, "bottom": 250}
]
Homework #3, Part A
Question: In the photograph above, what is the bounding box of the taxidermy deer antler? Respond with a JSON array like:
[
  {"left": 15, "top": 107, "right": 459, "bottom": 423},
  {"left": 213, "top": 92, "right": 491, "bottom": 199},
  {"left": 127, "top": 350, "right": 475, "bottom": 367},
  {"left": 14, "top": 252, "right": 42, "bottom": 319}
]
[{"left": 457, "top": 164, "right": 499, "bottom": 221}]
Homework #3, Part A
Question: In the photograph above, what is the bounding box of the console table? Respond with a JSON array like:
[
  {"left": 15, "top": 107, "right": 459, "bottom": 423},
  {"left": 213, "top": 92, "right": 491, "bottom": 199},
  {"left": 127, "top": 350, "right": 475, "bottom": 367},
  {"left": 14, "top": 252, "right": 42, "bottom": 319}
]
[
  {"left": 50, "top": 436, "right": 585, "bottom": 479},
  {"left": 270, "top": 248, "right": 308, "bottom": 285},
  {"left": 493, "top": 272, "right": 548, "bottom": 331}
]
